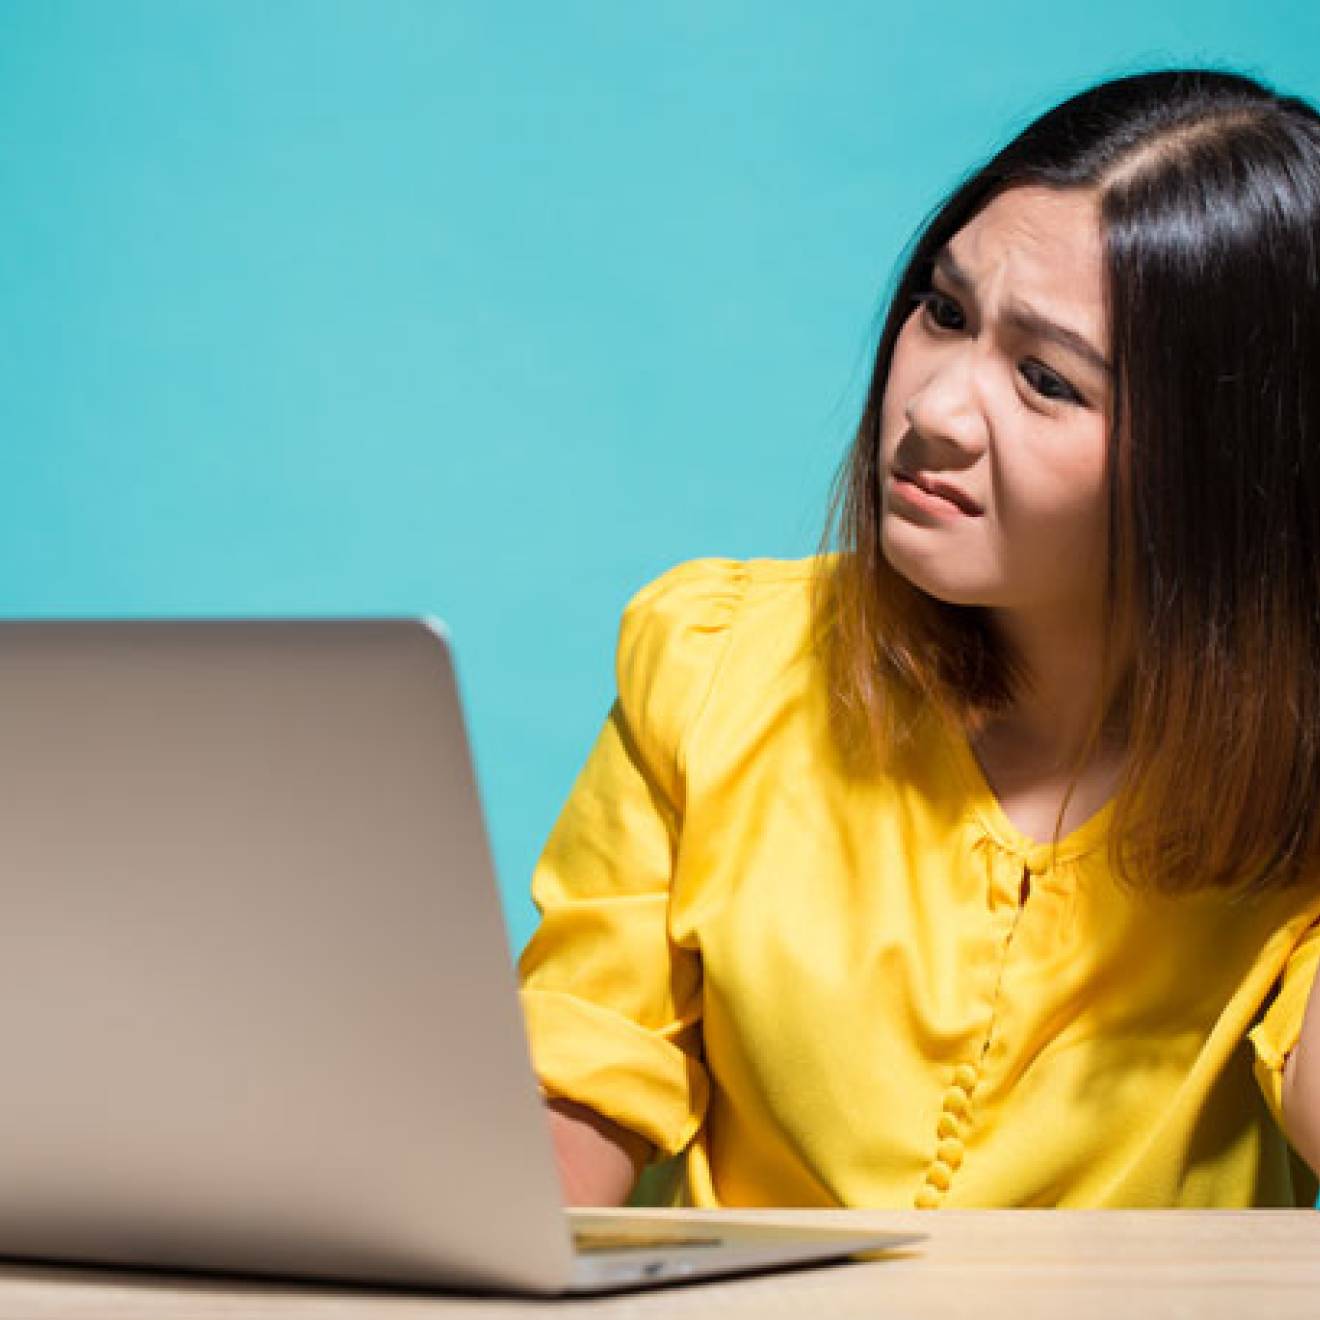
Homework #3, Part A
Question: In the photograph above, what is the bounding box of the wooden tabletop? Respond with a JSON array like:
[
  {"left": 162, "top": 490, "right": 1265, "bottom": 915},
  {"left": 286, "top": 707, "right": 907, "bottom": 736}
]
[{"left": 1, "top": 1208, "right": 1317, "bottom": 1319}]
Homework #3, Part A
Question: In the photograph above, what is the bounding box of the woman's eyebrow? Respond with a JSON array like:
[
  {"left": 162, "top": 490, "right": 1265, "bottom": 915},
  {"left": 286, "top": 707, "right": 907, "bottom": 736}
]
[{"left": 933, "top": 248, "right": 1112, "bottom": 377}]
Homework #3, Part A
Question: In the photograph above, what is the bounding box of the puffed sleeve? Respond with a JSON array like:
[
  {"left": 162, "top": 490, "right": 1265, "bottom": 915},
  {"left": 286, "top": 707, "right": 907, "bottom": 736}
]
[
  {"left": 516, "top": 558, "right": 747, "bottom": 1157},
  {"left": 1248, "top": 913, "right": 1320, "bottom": 1137}
]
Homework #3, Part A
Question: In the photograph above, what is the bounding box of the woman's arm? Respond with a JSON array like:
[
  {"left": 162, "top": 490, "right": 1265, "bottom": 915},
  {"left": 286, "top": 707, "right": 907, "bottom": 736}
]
[
  {"left": 1281, "top": 964, "right": 1320, "bottom": 1177},
  {"left": 545, "top": 1098, "right": 653, "bottom": 1207}
]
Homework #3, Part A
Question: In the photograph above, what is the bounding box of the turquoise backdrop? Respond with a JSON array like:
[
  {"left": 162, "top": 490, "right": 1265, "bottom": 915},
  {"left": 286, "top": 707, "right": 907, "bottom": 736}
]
[{"left": 2, "top": 1, "right": 1318, "bottom": 951}]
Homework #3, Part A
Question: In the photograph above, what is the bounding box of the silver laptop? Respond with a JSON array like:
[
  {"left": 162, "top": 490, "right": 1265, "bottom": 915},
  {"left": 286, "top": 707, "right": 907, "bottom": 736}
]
[{"left": 0, "top": 619, "right": 918, "bottom": 1293}]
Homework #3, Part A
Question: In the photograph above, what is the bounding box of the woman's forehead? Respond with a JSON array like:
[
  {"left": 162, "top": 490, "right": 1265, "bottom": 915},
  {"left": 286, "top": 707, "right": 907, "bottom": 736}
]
[
  {"left": 943, "top": 186, "right": 1107, "bottom": 341},
  {"left": 953, "top": 187, "right": 1098, "bottom": 269}
]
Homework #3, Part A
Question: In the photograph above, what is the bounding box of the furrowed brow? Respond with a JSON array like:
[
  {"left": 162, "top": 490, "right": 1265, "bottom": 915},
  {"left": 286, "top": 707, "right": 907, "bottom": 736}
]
[{"left": 932, "top": 248, "right": 1111, "bottom": 376}]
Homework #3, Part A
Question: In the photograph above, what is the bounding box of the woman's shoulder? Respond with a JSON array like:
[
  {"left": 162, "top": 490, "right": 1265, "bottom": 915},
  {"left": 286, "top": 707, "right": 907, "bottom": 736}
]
[
  {"left": 618, "top": 554, "right": 825, "bottom": 684},
  {"left": 614, "top": 554, "right": 833, "bottom": 773}
]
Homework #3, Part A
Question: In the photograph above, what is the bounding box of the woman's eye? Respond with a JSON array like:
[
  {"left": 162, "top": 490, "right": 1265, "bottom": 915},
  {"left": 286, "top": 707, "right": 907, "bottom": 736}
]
[
  {"left": 1019, "top": 360, "right": 1080, "bottom": 404},
  {"left": 913, "top": 290, "right": 964, "bottom": 332}
]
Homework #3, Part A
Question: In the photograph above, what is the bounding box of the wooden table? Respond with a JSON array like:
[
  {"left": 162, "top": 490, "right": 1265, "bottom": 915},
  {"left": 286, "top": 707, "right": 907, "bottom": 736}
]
[{"left": 1, "top": 1209, "right": 1317, "bottom": 1318}]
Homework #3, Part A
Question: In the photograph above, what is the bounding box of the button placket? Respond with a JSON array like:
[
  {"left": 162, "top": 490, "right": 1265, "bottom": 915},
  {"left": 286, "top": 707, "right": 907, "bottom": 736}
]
[
  {"left": 914, "top": 834, "right": 1048, "bottom": 1210},
  {"left": 914, "top": 1063, "right": 977, "bottom": 1208}
]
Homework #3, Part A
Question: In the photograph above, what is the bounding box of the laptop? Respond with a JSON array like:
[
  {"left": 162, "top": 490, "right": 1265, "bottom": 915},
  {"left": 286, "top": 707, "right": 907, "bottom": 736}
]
[{"left": 0, "top": 619, "right": 919, "bottom": 1293}]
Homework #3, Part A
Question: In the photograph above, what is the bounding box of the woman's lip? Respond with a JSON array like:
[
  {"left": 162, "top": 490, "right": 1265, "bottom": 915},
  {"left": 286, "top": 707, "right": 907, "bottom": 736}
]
[{"left": 889, "top": 470, "right": 983, "bottom": 517}]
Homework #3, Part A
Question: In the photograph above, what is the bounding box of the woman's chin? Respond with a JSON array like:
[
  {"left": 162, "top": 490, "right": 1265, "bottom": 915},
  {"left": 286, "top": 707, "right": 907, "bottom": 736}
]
[{"left": 880, "top": 542, "right": 993, "bottom": 609}]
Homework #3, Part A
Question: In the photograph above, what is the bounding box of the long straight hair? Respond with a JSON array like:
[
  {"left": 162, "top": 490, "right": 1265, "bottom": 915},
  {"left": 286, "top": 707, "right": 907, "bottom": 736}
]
[{"left": 815, "top": 69, "right": 1320, "bottom": 898}]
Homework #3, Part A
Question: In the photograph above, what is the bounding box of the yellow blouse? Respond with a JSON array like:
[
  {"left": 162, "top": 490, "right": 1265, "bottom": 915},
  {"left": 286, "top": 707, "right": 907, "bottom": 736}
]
[{"left": 517, "top": 556, "right": 1320, "bottom": 1208}]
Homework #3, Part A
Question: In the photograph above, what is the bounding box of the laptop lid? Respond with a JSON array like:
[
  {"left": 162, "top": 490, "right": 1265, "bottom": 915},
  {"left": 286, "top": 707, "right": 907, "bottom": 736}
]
[{"left": 0, "top": 619, "right": 578, "bottom": 1290}]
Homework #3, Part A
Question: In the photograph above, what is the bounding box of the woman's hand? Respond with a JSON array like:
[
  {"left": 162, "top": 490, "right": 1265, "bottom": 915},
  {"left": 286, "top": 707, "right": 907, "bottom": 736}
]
[{"left": 545, "top": 1097, "right": 652, "bottom": 1206}]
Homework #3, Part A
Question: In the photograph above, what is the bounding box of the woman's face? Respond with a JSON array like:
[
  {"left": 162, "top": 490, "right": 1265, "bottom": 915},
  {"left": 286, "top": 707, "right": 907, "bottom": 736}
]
[{"left": 878, "top": 185, "right": 1112, "bottom": 623}]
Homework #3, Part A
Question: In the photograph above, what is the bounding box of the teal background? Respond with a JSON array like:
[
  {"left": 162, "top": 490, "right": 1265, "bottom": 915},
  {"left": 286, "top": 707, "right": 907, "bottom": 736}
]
[{"left": 3, "top": 1, "right": 1318, "bottom": 953}]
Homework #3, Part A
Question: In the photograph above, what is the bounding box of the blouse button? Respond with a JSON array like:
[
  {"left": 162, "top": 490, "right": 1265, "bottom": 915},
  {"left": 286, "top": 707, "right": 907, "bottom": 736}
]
[
  {"left": 937, "top": 1112, "right": 960, "bottom": 1139},
  {"left": 914, "top": 1186, "right": 942, "bottom": 1209},
  {"left": 926, "top": 1161, "right": 954, "bottom": 1191},
  {"left": 936, "top": 1138, "right": 964, "bottom": 1168},
  {"left": 952, "top": 1064, "right": 978, "bottom": 1091},
  {"left": 1025, "top": 845, "right": 1053, "bottom": 876},
  {"left": 942, "top": 1087, "right": 971, "bottom": 1119}
]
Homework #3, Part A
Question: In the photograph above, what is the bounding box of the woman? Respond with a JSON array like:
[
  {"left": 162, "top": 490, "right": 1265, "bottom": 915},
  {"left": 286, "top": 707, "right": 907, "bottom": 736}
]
[{"left": 518, "top": 68, "right": 1320, "bottom": 1209}]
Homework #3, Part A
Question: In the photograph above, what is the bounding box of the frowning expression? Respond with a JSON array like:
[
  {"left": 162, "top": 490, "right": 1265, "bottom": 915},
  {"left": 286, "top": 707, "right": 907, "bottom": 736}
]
[{"left": 879, "top": 185, "right": 1112, "bottom": 622}]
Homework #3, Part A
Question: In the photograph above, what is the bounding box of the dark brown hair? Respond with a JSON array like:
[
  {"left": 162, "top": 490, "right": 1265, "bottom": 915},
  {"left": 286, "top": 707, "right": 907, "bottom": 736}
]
[{"left": 815, "top": 68, "right": 1320, "bottom": 898}]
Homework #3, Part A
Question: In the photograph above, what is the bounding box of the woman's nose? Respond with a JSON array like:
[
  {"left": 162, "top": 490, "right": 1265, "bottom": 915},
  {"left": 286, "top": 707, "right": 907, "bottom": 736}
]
[{"left": 903, "top": 353, "right": 989, "bottom": 458}]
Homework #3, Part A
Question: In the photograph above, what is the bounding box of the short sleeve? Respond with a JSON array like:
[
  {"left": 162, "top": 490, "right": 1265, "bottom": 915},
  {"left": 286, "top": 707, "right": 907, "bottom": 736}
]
[
  {"left": 516, "top": 558, "right": 746, "bottom": 1157},
  {"left": 1248, "top": 913, "right": 1320, "bottom": 1137}
]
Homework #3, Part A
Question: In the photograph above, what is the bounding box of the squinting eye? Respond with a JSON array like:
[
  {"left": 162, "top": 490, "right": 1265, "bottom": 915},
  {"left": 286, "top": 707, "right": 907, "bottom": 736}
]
[
  {"left": 911, "top": 290, "right": 964, "bottom": 332},
  {"left": 1020, "top": 360, "right": 1080, "bottom": 404}
]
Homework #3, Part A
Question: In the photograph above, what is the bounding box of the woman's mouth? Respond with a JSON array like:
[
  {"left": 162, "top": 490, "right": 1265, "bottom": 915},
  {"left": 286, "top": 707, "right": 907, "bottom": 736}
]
[{"left": 888, "top": 469, "right": 983, "bottom": 518}]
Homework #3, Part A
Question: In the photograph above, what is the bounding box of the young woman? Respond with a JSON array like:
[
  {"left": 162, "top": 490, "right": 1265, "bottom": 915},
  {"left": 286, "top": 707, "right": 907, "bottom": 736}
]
[{"left": 517, "top": 68, "right": 1320, "bottom": 1209}]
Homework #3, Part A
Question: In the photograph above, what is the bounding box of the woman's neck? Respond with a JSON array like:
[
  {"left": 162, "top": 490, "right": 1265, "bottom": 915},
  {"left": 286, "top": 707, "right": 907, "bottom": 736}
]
[
  {"left": 982, "top": 602, "right": 1116, "bottom": 770},
  {"left": 968, "top": 608, "right": 1125, "bottom": 842}
]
